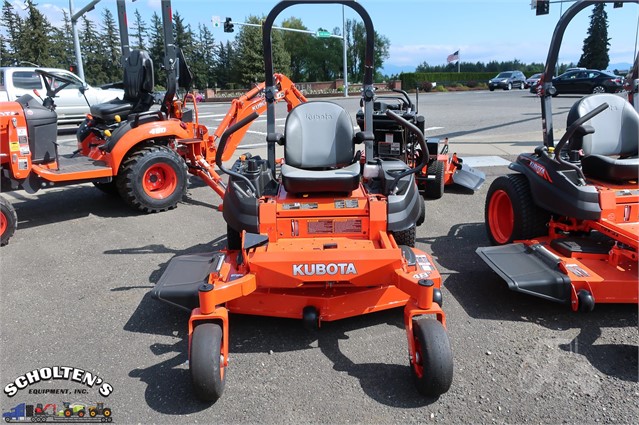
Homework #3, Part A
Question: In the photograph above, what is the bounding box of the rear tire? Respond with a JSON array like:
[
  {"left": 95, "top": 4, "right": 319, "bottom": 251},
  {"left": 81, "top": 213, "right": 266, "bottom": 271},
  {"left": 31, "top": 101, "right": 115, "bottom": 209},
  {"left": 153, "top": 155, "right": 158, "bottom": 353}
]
[
  {"left": 190, "top": 323, "right": 226, "bottom": 402},
  {"left": 117, "top": 145, "right": 188, "bottom": 213},
  {"left": 411, "top": 318, "right": 453, "bottom": 397},
  {"left": 392, "top": 225, "right": 416, "bottom": 247},
  {"left": 591, "top": 85, "right": 605, "bottom": 94},
  {"left": 0, "top": 196, "right": 17, "bottom": 246},
  {"left": 424, "top": 160, "right": 445, "bottom": 199},
  {"left": 484, "top": 174, "right": 550, "bottom": 245}
]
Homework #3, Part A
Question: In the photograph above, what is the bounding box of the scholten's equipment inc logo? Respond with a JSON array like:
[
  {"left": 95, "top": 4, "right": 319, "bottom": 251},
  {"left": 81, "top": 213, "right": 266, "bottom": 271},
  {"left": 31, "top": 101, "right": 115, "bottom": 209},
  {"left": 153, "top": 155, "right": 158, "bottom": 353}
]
[{"left": 4, "top": 366, "right": 113, "bottom": 398}]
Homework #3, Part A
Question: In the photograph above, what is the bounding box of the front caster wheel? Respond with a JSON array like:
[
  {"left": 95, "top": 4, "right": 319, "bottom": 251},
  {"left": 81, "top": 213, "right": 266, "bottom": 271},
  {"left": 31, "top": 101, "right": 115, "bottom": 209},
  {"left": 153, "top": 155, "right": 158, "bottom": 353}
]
[
  {"left": 411, "top": 318, "right": 453, "bottom": 397},
  {"left": 577, "top": 290, "right": 595, "bottom": 313},
  {"left": 190, "top": 323, "right": 226, "bottom": 402}
]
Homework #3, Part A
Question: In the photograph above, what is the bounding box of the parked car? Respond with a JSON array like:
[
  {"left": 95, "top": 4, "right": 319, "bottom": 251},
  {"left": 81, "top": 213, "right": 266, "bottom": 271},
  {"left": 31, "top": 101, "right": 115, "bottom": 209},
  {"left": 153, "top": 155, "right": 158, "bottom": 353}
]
[
  {"left": 550, "top": 69, "right": 624, "bottom": 95},
  {"left": 0, "top": 67, "right": 124, "bottom": 124},
  {"left": 488, "top": 71, "right": 526, "bottom": 91},
  {"left": 525, "top": 73, "right": 542, "bottom": 89}
]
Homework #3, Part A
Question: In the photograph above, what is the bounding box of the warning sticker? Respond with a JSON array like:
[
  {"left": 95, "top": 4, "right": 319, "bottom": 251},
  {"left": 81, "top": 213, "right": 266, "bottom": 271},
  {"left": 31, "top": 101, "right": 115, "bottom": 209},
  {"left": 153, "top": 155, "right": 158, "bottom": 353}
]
[
  {"left": 9, "top": 142, "right": 19, "bottom": 152},
  {"left": 334, "top": 219, "right": 362, "bottom": 233},
  {"left": 308, "top": 220, "right": 334, "bottom": 234},
  {"left": 566, "top": 264, "right": 590, "bottom": 278},
  {"left": 415, "top": 255, "right": 432, "bottom": 271}
]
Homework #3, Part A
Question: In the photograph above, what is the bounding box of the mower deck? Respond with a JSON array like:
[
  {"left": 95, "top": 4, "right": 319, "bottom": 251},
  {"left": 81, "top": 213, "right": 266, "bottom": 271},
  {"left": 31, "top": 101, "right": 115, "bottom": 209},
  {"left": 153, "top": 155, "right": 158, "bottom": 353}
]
[{"left": 477, "top": 233, "right": 638, "bottom": 308}]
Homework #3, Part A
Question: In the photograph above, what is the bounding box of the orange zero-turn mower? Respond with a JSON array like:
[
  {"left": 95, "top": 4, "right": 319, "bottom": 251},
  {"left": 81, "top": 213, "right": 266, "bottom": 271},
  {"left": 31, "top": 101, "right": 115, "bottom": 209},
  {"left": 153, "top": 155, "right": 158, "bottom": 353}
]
[
  {"left": 151, "top": 0, "right": 453, "bottom": 403},
  {"left": 356, "top": 88, "right": 485, "bottom": 199},
  {"left": 476, "top": 0, "right": 638, "bottom": 312}
]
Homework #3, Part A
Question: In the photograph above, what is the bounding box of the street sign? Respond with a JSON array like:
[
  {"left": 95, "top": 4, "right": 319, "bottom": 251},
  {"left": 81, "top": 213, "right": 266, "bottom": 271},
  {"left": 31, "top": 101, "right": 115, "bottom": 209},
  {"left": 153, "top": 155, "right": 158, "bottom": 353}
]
[
  {"left": 316, "top": 30, "right": 332, "bottom": 38},
  {"left": 211, "top": 15, "right": 221, "bottom": 28}
]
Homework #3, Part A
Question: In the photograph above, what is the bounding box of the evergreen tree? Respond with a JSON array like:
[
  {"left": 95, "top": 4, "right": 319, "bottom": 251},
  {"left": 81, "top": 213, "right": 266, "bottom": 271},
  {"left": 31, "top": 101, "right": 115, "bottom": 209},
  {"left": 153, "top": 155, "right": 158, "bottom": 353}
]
[
  {"left": 131, "top": 9, "right": 148, "bottom": 50},
  {"left": 189, "top": 23, "right": 216, "bottom": 90},
  {"left": 99, "top": 8, "right": 122, "bottom": 82},
  {"left": 19, "top": 1, "right": 53, "bottom": 66},
  {"left": 148, "top": 12, "right": 165, "bottom": 88},
  {"left": 578, "top": 3, "right": 610, "bottom": 70},
  {"left": 215, "top": 41, "right": 235, "bottom": 89},
  {"left": 233, "top": 15, "right": 290, "bottom": 88},
  {"left": 0, "top": 0, "right": 22, "bottom": 65},
  {"left": 80, "top": 15, "right": 106, "bottom": 84}
]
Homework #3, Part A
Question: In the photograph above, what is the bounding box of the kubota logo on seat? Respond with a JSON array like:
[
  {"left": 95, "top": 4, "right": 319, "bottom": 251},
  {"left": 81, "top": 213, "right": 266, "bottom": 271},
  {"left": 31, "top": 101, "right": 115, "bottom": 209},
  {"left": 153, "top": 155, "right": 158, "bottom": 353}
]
[
  {"left": 305, "top": 113, "right": 333, "bottom": 121},
  {"left": 293, "top": 263, "right": 357, "bottom": 276}
]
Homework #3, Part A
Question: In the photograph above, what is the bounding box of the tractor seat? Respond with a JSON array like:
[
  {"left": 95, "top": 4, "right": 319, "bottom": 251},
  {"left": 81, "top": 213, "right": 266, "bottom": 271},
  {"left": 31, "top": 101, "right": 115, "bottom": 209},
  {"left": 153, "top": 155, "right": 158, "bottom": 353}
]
[
  {"left": 567, "top": 94, "right": 639, "bottom": 182},
  {"left": 280, "top": 102, "right": 360, "bottom": 194},
  {"left": 90, "top": 50, "right": 155, "bottom": 121}
]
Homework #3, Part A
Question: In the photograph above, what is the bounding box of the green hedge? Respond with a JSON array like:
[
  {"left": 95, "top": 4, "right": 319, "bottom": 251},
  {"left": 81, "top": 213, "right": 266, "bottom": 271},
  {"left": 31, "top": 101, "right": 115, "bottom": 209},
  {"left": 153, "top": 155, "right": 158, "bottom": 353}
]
[{"left": 400, "top": 72, "right": 497, "bottom": 88}]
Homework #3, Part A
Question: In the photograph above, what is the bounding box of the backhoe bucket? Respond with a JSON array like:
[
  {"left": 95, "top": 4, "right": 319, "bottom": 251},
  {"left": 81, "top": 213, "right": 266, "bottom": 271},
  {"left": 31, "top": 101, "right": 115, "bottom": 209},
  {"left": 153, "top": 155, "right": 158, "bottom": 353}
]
[{"left": 452, "top": 163, "right": 485, "bottom": 191}]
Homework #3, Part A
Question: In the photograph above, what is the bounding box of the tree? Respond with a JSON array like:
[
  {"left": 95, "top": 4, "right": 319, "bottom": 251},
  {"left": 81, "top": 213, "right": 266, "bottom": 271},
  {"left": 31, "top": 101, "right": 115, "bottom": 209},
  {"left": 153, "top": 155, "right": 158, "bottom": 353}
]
[
  {"left": 148, "top": 12, "right": 165, "bottom": 88},
  {"left": 233, "top": 15, "right": 290, "bottom": 87},
  {"left": 80, "top": 15, "right": 107, "bottom": 84},
  {"left": 131, "top": 9, "right": 148, "bottom": 50},
  {"left": 345, "top": 18, "right": 389, "bottom": 82},
  {"left": 215, "top": 41, "right": 235, "bottom": 89},
  {"left": 1, "top": 0, "right": 22, "bottom": 65},
  {"left": 577, "top": 3, "right": 610, "bottom": 70},
  {"left": 99, "top": 8, "right": 122, "bottom": 83},
  {"left": 18, "top": 1, "right": 54, "bottom": 67},
  {"left": 281, "top": 17, "right": 310, "bottom": 82}
]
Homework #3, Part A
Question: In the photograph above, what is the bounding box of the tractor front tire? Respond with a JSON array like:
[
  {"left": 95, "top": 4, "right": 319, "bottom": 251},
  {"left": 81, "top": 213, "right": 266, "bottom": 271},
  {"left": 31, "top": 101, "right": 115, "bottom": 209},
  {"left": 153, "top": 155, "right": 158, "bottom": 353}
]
[
  {"left": 117, "top": 145, "right": 188, "bottom": 213},
  {"left": 411, "top": 318, "right": 453, "bottom": 397},
  {"left": 424, "top": 160, "right": 445, "bottom": 199},
  {"left": 190, "top": 323, "right": 226, "bottom": 403},
  {"left": 102, "top": 408, "right": 111, "bottom": 417},
  {"left": 0, "top": 196, "right": 17, "bottom": 246},
  {"left": 485, "top": 174, "right": 550, "bottom": 245}
]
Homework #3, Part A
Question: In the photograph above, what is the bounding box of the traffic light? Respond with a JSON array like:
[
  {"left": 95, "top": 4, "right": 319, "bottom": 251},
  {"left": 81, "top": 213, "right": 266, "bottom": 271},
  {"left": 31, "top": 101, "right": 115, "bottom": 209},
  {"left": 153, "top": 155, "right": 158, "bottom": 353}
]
[
  {"left": 224, "top": 17, "right": 234, "bottom": 33},
  {"left": 613, "top": 2, "right": 623, "bottom": 7},
  {"left": 535, "top": 0, "right": 549, "bottom": 16},
  {"left": 69, "top": 64, "right": 78, "bottom": 74}
]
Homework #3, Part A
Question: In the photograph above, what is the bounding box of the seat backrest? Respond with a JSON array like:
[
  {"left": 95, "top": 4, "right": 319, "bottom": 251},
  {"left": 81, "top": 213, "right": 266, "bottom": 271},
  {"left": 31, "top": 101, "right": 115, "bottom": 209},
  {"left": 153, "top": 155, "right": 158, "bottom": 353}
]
[
  {"left": 566, "top": 93, "right": 639, "bottom": 157},
  {"left": 123, "top": 50, "right": 154, "bottom": 101},
  {"left": 284, "top": 102, "right": 354, "bottom": 169}
]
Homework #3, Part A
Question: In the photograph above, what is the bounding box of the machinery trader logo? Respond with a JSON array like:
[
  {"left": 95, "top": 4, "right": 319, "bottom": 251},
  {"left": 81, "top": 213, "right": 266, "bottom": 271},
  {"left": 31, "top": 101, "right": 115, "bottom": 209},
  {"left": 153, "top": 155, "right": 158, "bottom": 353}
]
[{"left": 4, "top": 366, "right": 113, "bottom": 398}]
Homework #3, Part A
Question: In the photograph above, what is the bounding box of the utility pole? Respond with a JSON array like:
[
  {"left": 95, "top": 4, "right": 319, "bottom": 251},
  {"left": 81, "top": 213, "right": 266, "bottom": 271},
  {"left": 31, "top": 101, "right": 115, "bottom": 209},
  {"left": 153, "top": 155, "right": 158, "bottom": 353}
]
[{"left": 343, "top": 5, "right": 348, "bottom": 97}]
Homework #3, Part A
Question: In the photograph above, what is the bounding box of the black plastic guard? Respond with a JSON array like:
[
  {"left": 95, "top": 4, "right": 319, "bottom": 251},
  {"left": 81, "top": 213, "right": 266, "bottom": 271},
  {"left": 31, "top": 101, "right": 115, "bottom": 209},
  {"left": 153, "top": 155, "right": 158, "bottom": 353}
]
[
  {"left": 151, "top": 252, "right": 225, "bottom": 311},
  {"left": 476, "top": 243, "right": 572, "bottom": 304}
]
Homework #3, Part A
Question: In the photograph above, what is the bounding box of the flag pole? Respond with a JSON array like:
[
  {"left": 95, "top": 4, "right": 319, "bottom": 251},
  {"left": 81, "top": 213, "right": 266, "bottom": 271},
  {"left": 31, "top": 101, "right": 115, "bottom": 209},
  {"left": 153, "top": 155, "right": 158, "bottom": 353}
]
[{"left": 458, "top": 49, "right": 460, "bottom": 73}]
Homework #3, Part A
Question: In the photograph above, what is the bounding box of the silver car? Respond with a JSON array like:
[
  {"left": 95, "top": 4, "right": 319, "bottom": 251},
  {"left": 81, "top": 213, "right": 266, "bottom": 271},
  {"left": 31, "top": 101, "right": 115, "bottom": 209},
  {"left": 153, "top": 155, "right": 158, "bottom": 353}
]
[{"left": 0, "top": 67, "right": 124, "bottom": 124}]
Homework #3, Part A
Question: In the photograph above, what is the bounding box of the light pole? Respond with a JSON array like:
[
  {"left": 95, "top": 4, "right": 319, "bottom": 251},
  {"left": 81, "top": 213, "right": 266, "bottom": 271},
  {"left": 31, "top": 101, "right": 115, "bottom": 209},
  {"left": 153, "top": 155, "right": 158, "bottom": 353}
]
[{"left": 343, "top": 5, "right": 348, "bottom": 97}]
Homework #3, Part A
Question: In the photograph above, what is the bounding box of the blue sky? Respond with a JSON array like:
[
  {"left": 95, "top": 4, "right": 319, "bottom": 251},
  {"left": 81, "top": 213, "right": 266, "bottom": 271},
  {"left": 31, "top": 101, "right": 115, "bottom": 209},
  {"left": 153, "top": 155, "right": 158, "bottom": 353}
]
[{"left": 21, "top": 0, "right": 639, "bottom": 72}]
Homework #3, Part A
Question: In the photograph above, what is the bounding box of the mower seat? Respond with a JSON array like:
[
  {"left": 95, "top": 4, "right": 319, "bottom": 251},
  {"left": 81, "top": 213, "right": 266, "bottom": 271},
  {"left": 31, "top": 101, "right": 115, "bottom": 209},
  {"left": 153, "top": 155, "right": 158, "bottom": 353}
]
[
  {"left": 90, "top": 50, "right": 155, "bottom": 121},
  {"left": 281, "top": 102, "right": 360, "bottom": 193},
  {"left": 567, "top": 94, "right": 639, "bottom": 182}
]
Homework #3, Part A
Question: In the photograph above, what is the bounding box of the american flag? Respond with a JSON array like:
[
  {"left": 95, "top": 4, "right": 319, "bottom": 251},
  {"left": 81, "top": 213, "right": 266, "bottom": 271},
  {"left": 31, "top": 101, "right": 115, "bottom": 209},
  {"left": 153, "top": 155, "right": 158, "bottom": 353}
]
[{"left": 447, "top": 50, "right": 459, "bottom": 63}]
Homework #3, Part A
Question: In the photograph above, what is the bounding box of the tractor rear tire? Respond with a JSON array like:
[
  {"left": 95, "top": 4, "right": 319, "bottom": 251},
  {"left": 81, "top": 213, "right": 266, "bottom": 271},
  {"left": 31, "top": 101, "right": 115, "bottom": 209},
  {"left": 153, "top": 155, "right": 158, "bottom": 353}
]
[
  {"left": 392, "top": 225, "right": 416, "bottom": 247},
  {"left": 190, "top": 323, "right": 226, "bottom": 403},
  {"left": 424, "top": 160, "right": 445, "bottom": 199},
  {"left": 117, "top": 145, "right": 188, "bottom": 213},
  {"left": 0, "top": 196, "right": 17, "bottom": 246},
  {"left": 484, "top": 174, "right": 550, "bottom": 245},
  {"left": 416, "top": 198, "right": 426, "bottom": 227},
  {"left": 411, "top": 318, "right": 453, "bottom": 397}
]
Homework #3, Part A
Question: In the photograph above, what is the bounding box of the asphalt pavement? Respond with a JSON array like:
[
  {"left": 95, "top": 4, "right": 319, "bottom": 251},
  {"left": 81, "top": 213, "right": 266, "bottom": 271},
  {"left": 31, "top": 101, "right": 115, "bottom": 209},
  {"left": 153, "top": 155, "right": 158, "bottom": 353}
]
[{"left": 1, "top": 90, "right": 636, "bottom": 424}]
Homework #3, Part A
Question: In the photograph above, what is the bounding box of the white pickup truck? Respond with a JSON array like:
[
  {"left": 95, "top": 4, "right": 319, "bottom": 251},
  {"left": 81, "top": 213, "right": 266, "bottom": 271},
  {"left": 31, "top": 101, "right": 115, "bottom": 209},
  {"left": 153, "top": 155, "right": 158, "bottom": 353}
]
[{"left": 0, "top": 67, "right": 124, "bottom": 124}]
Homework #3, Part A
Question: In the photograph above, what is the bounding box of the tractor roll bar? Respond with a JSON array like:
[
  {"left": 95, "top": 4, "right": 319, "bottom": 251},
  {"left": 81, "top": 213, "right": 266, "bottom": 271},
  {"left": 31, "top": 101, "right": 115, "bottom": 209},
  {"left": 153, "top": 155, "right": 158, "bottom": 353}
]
[
  {"left": 262, "top": 0, "right": 377, "bottom": 175},
  {"left": 540, "top": 0, "right": 639, "bottom": 148}
]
